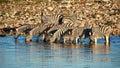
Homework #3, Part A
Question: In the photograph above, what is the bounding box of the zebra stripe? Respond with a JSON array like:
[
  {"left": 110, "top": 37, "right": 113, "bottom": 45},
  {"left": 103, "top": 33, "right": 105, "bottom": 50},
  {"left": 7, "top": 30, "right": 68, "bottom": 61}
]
[
  {"left": 62, "top": 26, "right": 92, "bottom": 43},
  {"left": 92, "top": 25, "right": 112, "bottom": 35},
  {"left": 15, "top": 24, "right": 31, "bottom": 39},
  {"left": 47, "top": 23, "right": 74, "bottom": 33},
  {"left": 15, "top": 23, "right": 48, "bottom": 39},
  {"left": 26, "top": 26, "right": 40, "bottom": 42},
  {"left": 90, "top": 25, "right": 113, "bottom": 45},
  {"left": 41, "top": 13, "right": 63, "bottom": 24},
  {"left": 69, "top": 27, "right": 85, "bottom": 43},
  {"left": 26, "top": 23, "right": 54, "bottom": 42},
  {"left": 62, "top": 15, "right": 79, "bottom": 24},
  {"left": 49, "top": 27, "right": 69, "bottom": 42}
]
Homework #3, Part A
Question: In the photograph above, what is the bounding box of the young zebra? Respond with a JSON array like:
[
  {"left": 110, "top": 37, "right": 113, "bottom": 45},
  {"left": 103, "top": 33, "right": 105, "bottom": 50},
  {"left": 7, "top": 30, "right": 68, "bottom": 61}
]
[
  {"left": 41, "top": 12, "right": 63, "bottom": 24},
  {"left": 25, "top": 23, "right": 54, "bottom": 42},
  {"left": 90, "top": 25, "right": 113, "bottom": 45},
  {"left": 14, "top": 24, "right": 39, "bottom": 39},
  {"left": 15, "top": 24, "right": 31, "bottom": 39}
]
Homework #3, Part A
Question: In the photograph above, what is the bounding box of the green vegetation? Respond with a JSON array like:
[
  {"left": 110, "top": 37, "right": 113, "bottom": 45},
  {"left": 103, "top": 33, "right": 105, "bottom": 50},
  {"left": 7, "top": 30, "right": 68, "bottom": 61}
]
[{"left": 0, "top": 0, "right": 9, "bottom": 3}]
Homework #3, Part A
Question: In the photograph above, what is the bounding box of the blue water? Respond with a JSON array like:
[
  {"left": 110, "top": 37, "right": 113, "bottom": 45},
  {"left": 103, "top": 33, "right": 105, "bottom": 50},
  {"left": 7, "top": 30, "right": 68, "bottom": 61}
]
[{"left": 0, "top": 36, "right": 120, "bottom": 68}]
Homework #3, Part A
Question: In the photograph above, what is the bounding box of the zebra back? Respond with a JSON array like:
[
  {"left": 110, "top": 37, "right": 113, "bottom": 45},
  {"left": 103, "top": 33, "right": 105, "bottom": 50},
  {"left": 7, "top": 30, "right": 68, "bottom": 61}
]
[
  {"left": 47, "top": 24, "right": 60, "bottom": 33},
  {"left": 29, "top": 24, "right": 39, "bottom": 29},
  {"left": 91, "top": 25, "right": 113, "bottom": 36},
  {"left": 29, "top": 26, "right": 40, "bottom": 36},
  {"left": 72, "top": 27, "right": 85, "bottom": 38},
  {"left": 51, "top": 27, "right": 69, "bottom": 41},
  {"left": 41, "top": 13, "right": 63, "bottom": 24},
  {"left": 29, "top": 23, "right": 52, "bottom": 36},
  {"left": 62, "top": 15, "right": 79, "bottom": 24},
  {"left": 26, "top": 23, "right": 53, "bottom": 42},
  {"left": 15, "top": 24, "right": 31, "bottom": 32},
  {"left": 47, "top": 23, "right": 74, "bottom": 34}
]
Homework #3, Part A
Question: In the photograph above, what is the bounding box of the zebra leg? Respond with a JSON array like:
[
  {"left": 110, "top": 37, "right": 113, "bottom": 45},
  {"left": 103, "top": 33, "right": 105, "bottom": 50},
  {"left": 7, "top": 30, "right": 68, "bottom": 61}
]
[
  {"left": 63, "top": 37, "right": 68, "bottom": 43},
  {"left": 105, "top": 35, "right": 110, "bottom": 46},
  {"left": 79, "top": 38, "right": 83, "bottom": 44},
  {"left": 42, "top": 34, "right": 46, "bottom": 42},
  {"left": 14, "top": 32, "right": 20, "bottom": 39},
  {"left": 70, "top": 37, "right": 74, "bottom": 44},
  {"left": 95, "top": 37, "right": 98, "bottom": 45},
  {"left": 75, "top": 37, "right": 79, "bottom": 43},
  {"left": 68, "top": 38, "right": 71, "bottom": 43},
  {"left": 63, "top": 38, "right": 66, "bottom": 43}
]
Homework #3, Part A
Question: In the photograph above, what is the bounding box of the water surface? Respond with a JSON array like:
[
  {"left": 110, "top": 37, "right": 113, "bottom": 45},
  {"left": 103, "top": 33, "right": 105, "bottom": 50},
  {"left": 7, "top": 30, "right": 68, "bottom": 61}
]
[{"left": 0, "top": 36, "right": 120, "bottom": 68}]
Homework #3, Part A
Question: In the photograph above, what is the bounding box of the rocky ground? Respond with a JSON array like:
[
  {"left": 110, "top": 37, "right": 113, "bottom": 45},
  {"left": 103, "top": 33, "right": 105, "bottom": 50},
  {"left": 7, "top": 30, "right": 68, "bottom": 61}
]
[{"left": 0, "top": 0, "right": 120, "bottom": 35}]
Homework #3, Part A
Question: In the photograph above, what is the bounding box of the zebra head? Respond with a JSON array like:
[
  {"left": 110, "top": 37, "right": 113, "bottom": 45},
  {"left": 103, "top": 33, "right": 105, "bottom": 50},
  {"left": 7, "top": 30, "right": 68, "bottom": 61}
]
[
  {"left": 43, "top": 32, "right": 54, "bottom": 42},
  {"left": 26, "top": 35, "right": 32, "bottom": 42}
]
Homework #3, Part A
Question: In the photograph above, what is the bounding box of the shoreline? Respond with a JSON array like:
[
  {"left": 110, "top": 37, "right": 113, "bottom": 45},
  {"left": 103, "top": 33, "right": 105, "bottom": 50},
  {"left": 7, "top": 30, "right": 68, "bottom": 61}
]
[{"left": 0, "top": 0, "right": 120, "bottom": 36}]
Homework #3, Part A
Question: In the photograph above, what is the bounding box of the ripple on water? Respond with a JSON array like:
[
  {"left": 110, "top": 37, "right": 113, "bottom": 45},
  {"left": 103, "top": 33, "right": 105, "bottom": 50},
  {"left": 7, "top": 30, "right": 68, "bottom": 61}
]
[{"left": 0, "top": 36, "right": 120, "bottom": 68}]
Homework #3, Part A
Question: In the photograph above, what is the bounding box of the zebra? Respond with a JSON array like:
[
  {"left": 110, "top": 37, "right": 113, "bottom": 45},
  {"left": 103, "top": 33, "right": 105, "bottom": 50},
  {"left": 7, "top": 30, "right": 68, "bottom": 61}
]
[
  {"left": 14, "top": 23, "right": 46, "bottom": 39},
  {"left": 90, "top": 25, "right": 113, "bottom": 45},
  {"left": 60, "top": 29, "right": 72, "bottom": 43},
  {"left": 47, "top": 24, "right": 61, "bottom": 34},
  {"left": 62, "top": 26, "right": 88, "bottom": 44},
  {"left": 70, "top": 27, "right": 85, "bottom": 43},
  {"left": 15, "top": 24, "right": 31, "bottom": 39},
  {"left": 41, "top": 12, "right": 63, "bottom": 24},
  {"left": 61, "top": 26, "right": 92, "bottom": 44},
  {"left": 46, "top": 23, "right": 85, "bottom": 43},
  {"left": 44, "top": 23, "right": 70, "bottom": 42},
  {"left": 46, "top": 27, "right": 70, "bottom": 43},
  {"left": 25, "top": 23, "right": 54, "bottom": 42}
]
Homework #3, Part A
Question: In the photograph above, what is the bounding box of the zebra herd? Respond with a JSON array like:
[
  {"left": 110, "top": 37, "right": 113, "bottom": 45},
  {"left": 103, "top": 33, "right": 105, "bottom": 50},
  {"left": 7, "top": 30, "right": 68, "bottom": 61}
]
[{"left": 14, "top": 13, "right": 114, "bottom": 45}]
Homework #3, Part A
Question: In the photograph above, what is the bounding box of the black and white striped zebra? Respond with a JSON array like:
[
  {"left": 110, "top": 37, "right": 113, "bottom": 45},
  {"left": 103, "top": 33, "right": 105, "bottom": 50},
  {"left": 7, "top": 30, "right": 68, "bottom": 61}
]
[
  {"left": 25, "top": 23, "right": 54, "bottom": 42},
  {"left": 15, "top": 24, "right": 31, "bottom": 39},
  {"left": 90, "top": 25, "right": 113, "bottom": 45},
  {"left": 14, "top": 24, "right": 40, "bottom": 39},
  {"left": 70, "top": 27, "right": 85, "bottom": 43},
  {"left": 62, "top": 26, "right": 90, "bottom": 44},
  {"left": 47, "top": 23, "right": 84, "bottom": 43},
  {"left": 49, "top": 27, "right": 70, "bottom": 43}
]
